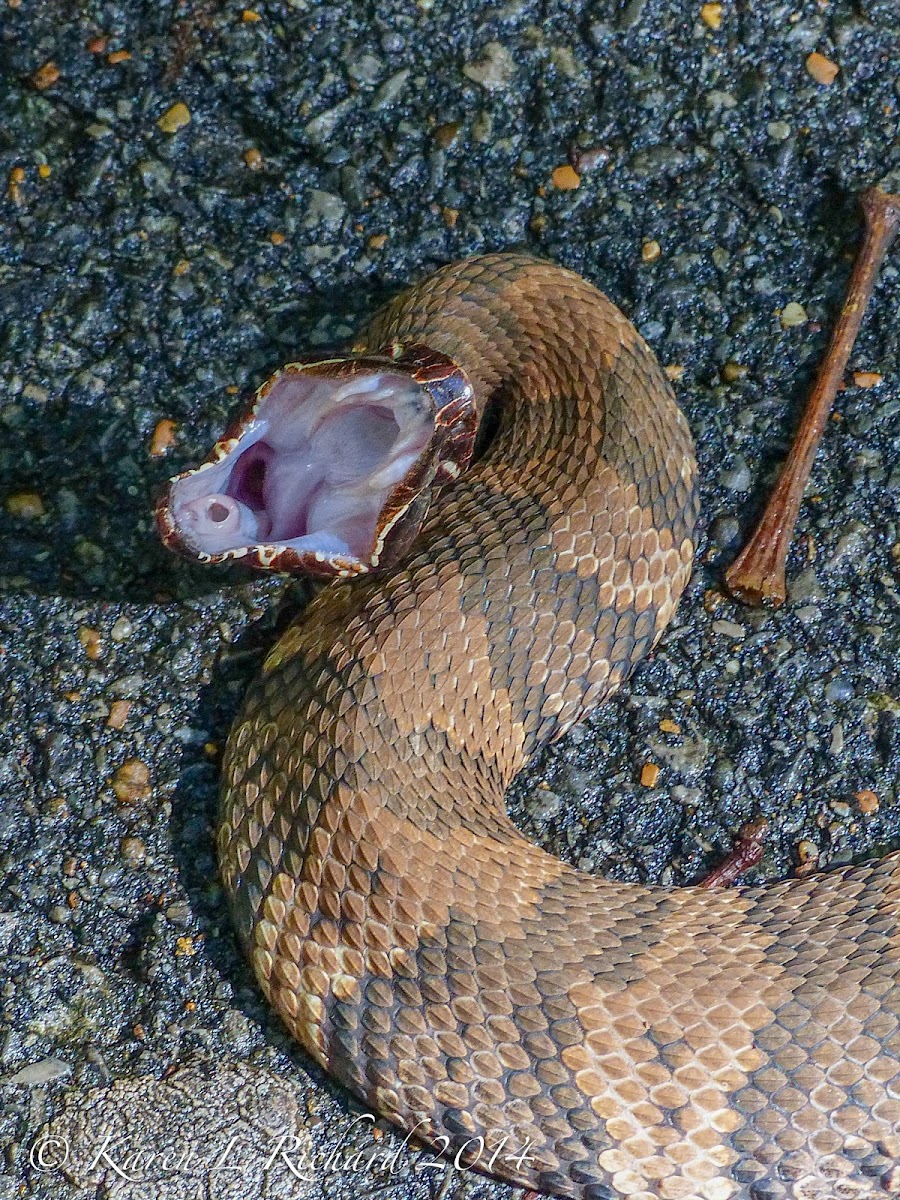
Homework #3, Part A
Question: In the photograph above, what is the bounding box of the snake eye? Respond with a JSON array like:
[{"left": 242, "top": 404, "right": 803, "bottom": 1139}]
[{"left": 160, "top": 368, "right": 435, "bottom": 569}]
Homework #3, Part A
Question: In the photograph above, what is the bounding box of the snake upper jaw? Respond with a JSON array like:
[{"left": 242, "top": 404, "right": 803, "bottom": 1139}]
[{"left": 156, "top": 344, "right": 478, "bottom": 579}]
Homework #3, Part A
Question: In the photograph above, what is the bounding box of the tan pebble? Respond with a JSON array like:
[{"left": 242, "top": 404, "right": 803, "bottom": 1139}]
[
  {"left": 172, "top": 259, "right": 191, "bottom": 276},
  {"left": 110, "top": 615, "right": 133, "bottom": 642},
  {"left": 270, "top": 230, "right": 286, "bottom": 245},
  {"left": 721, "top": 360, "right": 747, "bottom": 382},
  {"left": 120, "top": 836, "right": 146, "bottom": 866},
  {"left": 87, "top": 36, "right": 108, "bottom": 54},
  {"left": 38, "top": 164, "right": 51, "bottom": 179},
  {"left": 174, "top": 936, "right": 196, "bottom": 957},
  {"left": 855, "top": 789, "right": 879, "bottom": 815},
  {"left": 149, "top": 418, "right": 177, "bottom": 457},
  {"left": 700, "top": 3, "right": 723, "bottom": 29},
  {"left": 106, "top": 699, "right": 132, "bottom": 729},
  {"left": 796, "top": 839, "right": 819, "bottom": 877},
  {"left": 641, "top": 239, "right": 661, "bottom": 262},
  {"left": 659, "top": 718, "right": 681, "bottom": 735},
  {"left": 551, "top": 164, "right": 580, "bottom": 190},
  {"left": 442, "top": 207, "right": 459, "bottom": 228},
  {"left": 664, "top": 364, "right": 685, "bottom": 381},
  {"left": 77, "top": 626, "right": 103, "bottom": 660},
  {"left": 852, "top": 370, "right": 882, "bottom": 389},
  {"left": 111, "top": 758, "right": 151, "bottom": 803},
  {"left": 368, "top": 233, "right": 389, "bottom": 250},
  {"left": 5, "top": 490, "right": 45, "bottom": 518},
  {"left": 640, "top": 762, "right": 661, "bottom": 788},
  {"left": 107, "top": 49, "right": 131, "bottom": 64},
  {"left": 32, "top": 61, "right": 60, "bottom": 89},
  {"left": 7, "top": 166, "right": 25, "bottom": 203},
  {"left": 243, "top": 147, "right": 263, "bottom": 170},
  {"left": 242, "top": 8, "right": 262, "bottom": 19},
  {"left": 806, "top": 52, "right": 839, "bottom": 85},
  {"left": 433, "top": 121, "right": 460, "bottom": 149},
  {"left": 157, "top": 102, "right": 191, "bottom": 133},
  {"left": 780, "top": 301, "right": 808, "bottom": 328}
]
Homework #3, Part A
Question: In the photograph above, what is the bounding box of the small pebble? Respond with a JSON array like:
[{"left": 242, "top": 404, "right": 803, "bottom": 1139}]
[
  {"left": 571, "top": 146, "right": 610, "bottom": 173},
  {"left": 720, "top": 458, "right": 751, "bottom": 492},
  {"left": 157, "top": 102, "right": 191, "bottom": 133},
  {"left": 659, "top": 718, "right": 681, "bottom": 734},
  {"left": 87, "top": 35, "right": 108, "bottom": 53},
  {"left": 700, "top": 3, "right": 723, "bottom": 29},
  {"left": 110, "top": 615, "right": 133, "bottom": 642},
  {"left": 243, "top": 147, "right": 263, "bottom": 170},
  {"left": 711, "top": 619, "right": 746, "bottom": 639},
  {"left": 796, "top": 840, "right": 820, "bottom": 876},
  {"left": 9, "top": 1058, "right": 72, "bottom": 1085},
  {"left": 175, "top": 936, "right": 197, "bottom": 957},
  {"left": 710, "top": 515, "right": 740, "bottom": 548},
  {"left": 664, "top": 364, "right": 685, "bottom": 381},
  {"left": 641, "top": 239, "right": 661, "bottom": 262},
  {"left": 107, "top": 49, "right": 131, "bottom": 64},
  {"left": 77, "top": 626, "right": 103, "bottom": 660},
  {"left": 462, "top": 42, "right": 516, "bottom": 92},
  {"left": 111, "top": 758, "right": 151, "bottom": 803},
  {"left": 855, "top": 789, "right": 879, "bottom": 815},
  {"left": 806, "top": 52, "right": 839, "bottom": 85},
  {"left": 551, "top": 164, "right": 580, "bottom": 190},
  {"left": 7, "top": 165, "right": 25, "bottom": 205},
  {"left": 32, "top": 61, "right": 60, "bottom": 89},
  {"left": 242, "top": 7, "right": 261, "bottom": 19},
  {"left": 106, "top": 699, "right": 132, "bottom": 729},
  {"left": 640, "top": 762, "right": 660, "bottom": 787},
  {"left": 852, "top": 371, "right": 882, "bottom": 388},
  {"left": 780, "top": 301, "right": 808, "bottom": 328},
  {"left": 721, "top": 360, "right": 748, "bottom": 383},
  {"left": 5, "top": 490, "right": 45, "bottom": 518},
  {"left": 149, "top": 418, "right": 177, "bottom": 456},
  {"left": 825, "top": 675, "right": 854, "bottom": 702},
  {"left": 433, "top": 122, "right": 460, "bottom": 149},
  {"left": 120, "top": 836, "right": 147, "bottom": 867}
]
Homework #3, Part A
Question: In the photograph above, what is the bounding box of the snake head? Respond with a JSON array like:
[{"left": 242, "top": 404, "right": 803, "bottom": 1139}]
[{"left": 156, "top": 344, "right": 476, "bottom": 579}]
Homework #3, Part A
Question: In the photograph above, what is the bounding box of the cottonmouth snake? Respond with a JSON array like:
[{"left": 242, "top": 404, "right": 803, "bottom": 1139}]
[{"left": 159, "top": 256, "right": 900, "bottom": 1200}]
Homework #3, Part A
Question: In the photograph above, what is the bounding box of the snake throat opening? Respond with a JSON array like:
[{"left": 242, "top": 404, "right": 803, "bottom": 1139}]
[{"left": 166, "top": 370, "right": 434, "bottom": 560}]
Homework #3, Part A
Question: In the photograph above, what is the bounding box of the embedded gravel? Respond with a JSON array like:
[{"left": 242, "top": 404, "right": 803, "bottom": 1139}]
[{"left": 1, "top": 3, "right": 899, "bottom": 1199}]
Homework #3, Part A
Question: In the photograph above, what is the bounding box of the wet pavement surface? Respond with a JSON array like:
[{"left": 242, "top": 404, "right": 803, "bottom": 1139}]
[{"left": 1, "top": 2, "right": 899, "bottom": 1197}]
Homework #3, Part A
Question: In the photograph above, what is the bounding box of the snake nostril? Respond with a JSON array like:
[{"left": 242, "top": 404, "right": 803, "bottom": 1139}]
[{"left": 207, "top": 500, "right": 232, "bottom": 524}]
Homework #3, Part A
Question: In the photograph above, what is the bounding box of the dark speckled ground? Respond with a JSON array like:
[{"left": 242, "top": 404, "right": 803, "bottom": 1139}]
[{"left": 1, "top": 2, "right": 898, "bottom": 1198}]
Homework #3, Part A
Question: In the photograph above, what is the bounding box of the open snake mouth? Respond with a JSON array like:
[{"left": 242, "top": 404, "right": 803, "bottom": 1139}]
[{"left": 164, "top": 369, "right": 434, "bottom": 563}]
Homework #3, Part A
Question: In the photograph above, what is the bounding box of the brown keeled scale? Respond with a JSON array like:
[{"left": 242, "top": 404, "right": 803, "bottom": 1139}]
[{"left": 212, "top": 256, "right": 900, "bottom": 1200}]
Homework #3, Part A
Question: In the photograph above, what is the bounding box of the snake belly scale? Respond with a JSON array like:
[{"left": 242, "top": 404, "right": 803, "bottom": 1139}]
[{"left": 189, "top": 257, "right": 900, "bottom": 1200}]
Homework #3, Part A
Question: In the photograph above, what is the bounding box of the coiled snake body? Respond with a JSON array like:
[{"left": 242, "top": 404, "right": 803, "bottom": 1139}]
[{"left": 165, "top": 257, "right": 900, "bottom": 1199}]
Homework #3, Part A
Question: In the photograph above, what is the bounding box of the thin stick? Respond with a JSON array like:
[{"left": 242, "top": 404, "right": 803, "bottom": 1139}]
[
  {"left": 725, "top": 187, "right": 900, "bottom": 607},
  {"left": 698, "top": 818, "right": 768, "bottom": 889}
]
